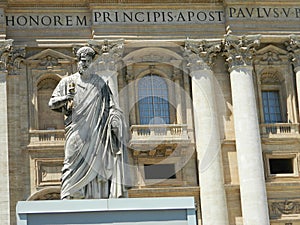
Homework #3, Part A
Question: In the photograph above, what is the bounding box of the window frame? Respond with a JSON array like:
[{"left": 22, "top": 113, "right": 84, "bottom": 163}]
[
  {"left": 264, "top": 153, "right": 299, "bottom": 179},
  {"left": 137, "top": 157, "right": 184, "bottom": 187},
  {"left": 260, "top": 84, "right": 287, "bottom": 124},
  {"left": 135, "top": 71, "right": 176, "bottom": 125}
]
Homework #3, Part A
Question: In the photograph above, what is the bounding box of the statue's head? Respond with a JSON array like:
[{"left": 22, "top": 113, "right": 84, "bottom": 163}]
[{"left": 76, "top": 46, "right": 96, "bottom": 74}]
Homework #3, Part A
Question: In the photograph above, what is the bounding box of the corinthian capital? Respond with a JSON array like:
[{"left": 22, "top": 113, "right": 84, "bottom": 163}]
[
  {"left": 0, "top": 39, "right": 13, "bottom": 71},
  {"left": 184, "top": 39, "right": 221, "bottom": 71},
  {"left": 223, "top": 34, "right": 261, "bottom": 71},
  {"left": 0, "top": 39, "right": 25, "bottom": 74},
  {"left": 287, "top": 35, "right": 300, "bottom": 71},
  {"left": 88, "top": 39, "right": 124, "bottom": 71}
]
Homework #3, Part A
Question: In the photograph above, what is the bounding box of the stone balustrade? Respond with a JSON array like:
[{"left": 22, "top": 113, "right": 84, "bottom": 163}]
[
  {"left": 129, "top": 124, "right": 190, "bottom": 147},
  {"left": 260, "top": 123, "right": 299, "bottom": 137},
  {"left": 28, "top": 129, "right": 65, "bottom": 146}
]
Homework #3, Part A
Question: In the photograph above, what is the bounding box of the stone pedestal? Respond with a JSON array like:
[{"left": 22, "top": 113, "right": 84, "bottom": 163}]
[{"left": 16, "top": 197, "right": 196, "bottom": 225}]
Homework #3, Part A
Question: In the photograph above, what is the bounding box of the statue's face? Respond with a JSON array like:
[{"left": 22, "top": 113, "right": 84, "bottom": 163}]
[{"left": 78, "top": 54, "right": 93, "bottom": 74}]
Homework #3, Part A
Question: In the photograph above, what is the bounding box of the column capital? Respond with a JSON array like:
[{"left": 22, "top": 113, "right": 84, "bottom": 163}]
[
  {"left": 287, "top": 35, "right": 300, "bottom": 72},
  {"left": 0, "top": 39, "right": 25, "bottom": 75},
  {"left": 87, "top": 39, "right": 124, "bottom": 71},
  {"left": 223, "top": 34, "right": 261, "bottom": 71},
  {"left": 184, "top": 39, "right": 221, "bottom": 71}
]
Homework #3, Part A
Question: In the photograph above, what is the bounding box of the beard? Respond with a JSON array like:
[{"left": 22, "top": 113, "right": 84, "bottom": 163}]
[{"left": 78, "top": 64, "right": 88, "bottom": 74}]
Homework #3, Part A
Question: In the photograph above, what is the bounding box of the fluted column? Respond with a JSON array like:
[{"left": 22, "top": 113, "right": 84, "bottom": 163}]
[
  {"left": 288, "top": 35, "right": 300, "bottom": 120},
  {"left": 88, "top": 40, "right": 124, "bottom": 104},
  {"left": 0, "top": 39, "right": 13, "bottom": 225},
  {"left": 223, "top": 34, "right": 270, "bottom": 225},
  {"left": 185, "top": 40, "right": 229, "bottom": 225}
]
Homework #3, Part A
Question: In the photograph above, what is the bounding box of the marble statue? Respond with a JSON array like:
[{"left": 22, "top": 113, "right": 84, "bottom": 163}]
[{"left": 48, "top": 46, "right": 128, "bottom": 199}]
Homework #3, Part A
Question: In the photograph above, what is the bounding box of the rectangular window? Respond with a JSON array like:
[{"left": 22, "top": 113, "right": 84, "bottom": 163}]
[
  {"left": 262, "top": 91, "right": 282, "bottom": 123},
  {"left": 269, "top": 158, "right": 294, "bottom": 174},
  {"left": 144, "top": 164, "right": 176, "bottom": 179}
]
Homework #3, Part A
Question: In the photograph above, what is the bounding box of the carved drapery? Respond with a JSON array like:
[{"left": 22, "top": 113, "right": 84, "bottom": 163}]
[{"left": 223, "top": 34, "right": 261, "bottom": 71}]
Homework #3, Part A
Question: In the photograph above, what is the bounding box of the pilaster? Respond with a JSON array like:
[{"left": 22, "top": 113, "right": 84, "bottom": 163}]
[
  {"left": 0, "top": 39, "right": 13, "bottom": 225},
  {"left": 185, "top": 40, "right": 229, "bottom": 225},
  {"left": 287, "top": 35, "right": 300, "bottom": 120},
  {"left": 223, "top": 34, "right": 270, "bottom": 225}
]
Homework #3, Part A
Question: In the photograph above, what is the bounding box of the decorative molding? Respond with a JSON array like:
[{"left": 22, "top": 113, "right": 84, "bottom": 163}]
[
  {"left": 0, "top": 39, "right": 13, "bottom": 71},
  {"left": 260, "top": 71, "right": 283, "bottom": 84},
  {"left": 123, "top": 47, "right": 182, "bottom": 67},
  {"left": 87, "top": 39, "right": 124, "bottom": 71},
  {"left": 7, "top": 46, "right": 26, "bottom": 75},
  {"left": 184, "top": 39, "right": 221, "bottom": 71},
  {"left": 255, "top": 45, "right": 288, "bottom": 65},
  {"left": 0, "top": 39, "right": 25, "bottom": 74},
  {"left": 27, "top": 49, "right": 76, "bottom": 70},
  {"left": 35, "top": 158, "right": 63, "bottom": 187},
  {"left": 270, "top": 200, "right": 300, "bottom": 218},
  {"left": 223, "top": 34, "right": 261, "bottom": 71}
]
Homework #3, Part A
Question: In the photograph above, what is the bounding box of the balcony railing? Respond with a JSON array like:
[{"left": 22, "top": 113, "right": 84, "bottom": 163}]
[
  {"left": 28, "top": 129, "right": 65, "bottom": 146},
  {"left": 260, "top": 123, "right": 299, "bottom": 138},
  {"left": 129, "top": 124, "right": 190, "bottom": 147}
]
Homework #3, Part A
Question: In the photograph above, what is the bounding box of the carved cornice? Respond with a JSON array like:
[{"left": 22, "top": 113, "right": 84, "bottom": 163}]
[
  {"left": 287, "top": 35, "right": 300, "bottom": 71},
  {"left": 184, "top": 39, "right": 221, "bottom": 71},
  {"left": 88, "top": 39, "right": 124, "bottom": 71},
  {"left": 223, "top": 34, "right": 261, "bottom": 71}
]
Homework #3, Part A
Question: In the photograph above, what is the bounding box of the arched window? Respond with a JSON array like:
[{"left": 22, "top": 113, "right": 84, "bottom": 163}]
[{"left": 138, "top": 74, "right": 170, "bottom": 125}]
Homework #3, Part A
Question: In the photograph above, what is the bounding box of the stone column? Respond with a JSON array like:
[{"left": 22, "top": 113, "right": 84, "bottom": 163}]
[
  {"left": 0, "top": 40, "right": 13, "bottom": 225},
  {"left": 288, "top": 35, "right": 300, "bottom": 120},
  {"left": 223, "top": 34, "right": 270, "bottom": 225},
  {"left": 88, "top": 40, "right": 124, "bottom": 105},
  {"left": 185, "top": 40, "right": 229, "bottom": 225}
]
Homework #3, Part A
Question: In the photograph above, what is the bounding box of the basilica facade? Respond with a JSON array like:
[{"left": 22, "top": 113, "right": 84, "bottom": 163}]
[{"left": 0, "top": 0, "right": 300, "bottom": 224}]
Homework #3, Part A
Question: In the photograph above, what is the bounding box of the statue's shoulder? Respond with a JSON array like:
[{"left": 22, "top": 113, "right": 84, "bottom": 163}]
[{"left": 92, "top": 73, "right": 106, "bottom": 85}]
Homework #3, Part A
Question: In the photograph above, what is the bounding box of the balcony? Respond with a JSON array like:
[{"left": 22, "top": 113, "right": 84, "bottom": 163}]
[
  {"left": 129, "top": 124, "right": 190, "bottom": 148},
  {"left": 28, "top": 129, "right": 65, "bottom": 147},
  {"left": 260, "top": 123, "right": 300, "bottom": 139}
]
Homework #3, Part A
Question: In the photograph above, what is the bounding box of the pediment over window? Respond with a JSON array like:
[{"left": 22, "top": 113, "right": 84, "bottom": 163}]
[
  {"left": 255, "top": 45, "right": 288, "bottom": 65},
  {"left": 26, "top": 49, "right": 76, "bottom": 68}
]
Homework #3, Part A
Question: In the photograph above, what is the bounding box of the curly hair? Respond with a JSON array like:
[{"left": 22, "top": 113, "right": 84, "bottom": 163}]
[{"left": 76, "top": 46, "right": 95, "bottom": 60}]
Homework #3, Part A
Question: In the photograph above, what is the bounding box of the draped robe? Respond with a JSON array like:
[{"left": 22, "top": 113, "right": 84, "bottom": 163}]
[{"left": 49, "top": 72, "right": 127, "bottom": 199}]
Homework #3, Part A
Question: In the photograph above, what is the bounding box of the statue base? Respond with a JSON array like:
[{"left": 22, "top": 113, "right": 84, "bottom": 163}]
[{"left": 16, "top": 197, "right": 196, "bottom": 225}]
